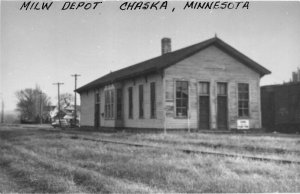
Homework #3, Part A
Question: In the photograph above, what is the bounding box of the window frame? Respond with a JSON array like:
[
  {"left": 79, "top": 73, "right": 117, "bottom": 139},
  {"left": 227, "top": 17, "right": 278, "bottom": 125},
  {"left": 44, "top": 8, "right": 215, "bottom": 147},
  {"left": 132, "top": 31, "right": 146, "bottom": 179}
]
[
  {"left": 150, "top": 82, "right": 156, "bottom": 118},
  {"left": 175, "top": 80, "right": 189, "bottom": 118},
  {"left": 128, "top": 87, "right": 133, "bottom": 119},
  {"left": 116, "top": 88, "right": 122, "bottom": 120},
  {"left": 104, "top": 90, "right": 114, "bottom": 119},
  {"left": 217, "top": 82, "right": 227, "bottom": 97},
  {"left": 199, "top": 82, "right": 210, "bottom": 96},
  {"left": 139, "top": 84, "right": 144, "bottom": 118},
  {"left": 238, "top": 83, "right": 250, "bottom": 117},
  {"left": 95, "top": 91, "right": 100, "bottom": 105}
]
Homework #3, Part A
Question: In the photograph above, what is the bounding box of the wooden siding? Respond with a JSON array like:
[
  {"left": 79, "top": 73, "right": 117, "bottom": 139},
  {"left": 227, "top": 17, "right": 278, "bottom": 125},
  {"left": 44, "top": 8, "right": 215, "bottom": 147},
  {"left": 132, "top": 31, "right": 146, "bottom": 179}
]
[
  {"left": 79, "top": 45, "right": 262, "bottom": 130},
  {"left": 122, "top": 73, "right": 164, "bottom": 129},
  {"left": 80, "top": 73, "right": 164, "bottom": 129},
  {"left": 164, "top": 45, "right": 261, "bottom": 129},
  {"left": 80, "top": 90, "right": 95, "bottom": 126}
]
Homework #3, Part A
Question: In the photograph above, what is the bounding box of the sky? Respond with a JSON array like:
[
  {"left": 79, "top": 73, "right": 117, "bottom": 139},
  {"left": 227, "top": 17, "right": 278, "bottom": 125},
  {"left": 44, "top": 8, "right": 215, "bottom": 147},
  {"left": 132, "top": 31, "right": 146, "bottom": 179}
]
[{"left": 1, "top": 1, "right": 300, "bottom": 112}]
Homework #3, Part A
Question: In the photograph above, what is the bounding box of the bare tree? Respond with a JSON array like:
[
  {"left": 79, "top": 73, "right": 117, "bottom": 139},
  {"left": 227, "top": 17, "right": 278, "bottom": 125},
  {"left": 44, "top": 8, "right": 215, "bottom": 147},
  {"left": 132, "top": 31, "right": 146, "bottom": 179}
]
[
  {"left": 59, "top": 93, "right": 74, "bottom": 108},
  {"left": 15, "top": 86, "right": 51, "bottom": 123}
]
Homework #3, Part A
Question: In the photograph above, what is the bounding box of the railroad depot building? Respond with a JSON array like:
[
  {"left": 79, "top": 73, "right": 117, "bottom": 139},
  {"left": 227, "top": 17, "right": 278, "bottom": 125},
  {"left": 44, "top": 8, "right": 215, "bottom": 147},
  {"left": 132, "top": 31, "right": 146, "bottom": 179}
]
[{"left": 76, "top": 37, "right": 271, "bottom": 130}]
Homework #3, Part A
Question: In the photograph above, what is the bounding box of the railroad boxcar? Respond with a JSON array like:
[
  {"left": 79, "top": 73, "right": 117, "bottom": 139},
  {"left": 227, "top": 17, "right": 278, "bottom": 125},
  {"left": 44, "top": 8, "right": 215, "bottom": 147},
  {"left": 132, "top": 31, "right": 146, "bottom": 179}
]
[{"left": 261, "top": 83, "right": 300, "bottom": 133}]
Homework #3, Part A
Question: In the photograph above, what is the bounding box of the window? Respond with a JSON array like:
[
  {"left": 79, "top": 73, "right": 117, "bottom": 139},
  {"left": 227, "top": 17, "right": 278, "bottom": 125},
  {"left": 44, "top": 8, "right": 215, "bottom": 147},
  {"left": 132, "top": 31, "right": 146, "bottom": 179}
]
[
  {"left": 128, "top": 87, "right": 133, "bottom": 118},
  {"left": 116, "top": 89, "right": 122, "bottom": 120},
  {"left": 150, "top": 82, "right": 156, "bottom": 118},
  {"left": 105, "top": 90, "right": 114, "bottom": 119},
  {"left": 238, "top": 83, "right": 249, "bottom": 117},
  {"left": 176, "top": 81, "right": 188, "bottom": 117},
  {"left": 95, "top": 92, "right": 100, "bottom": 104},
  {"left": 199, "top": 82, "right": 209, "bottom": 95},
  {"left": 139, "top": 85, "right": 144, "bottom": 118},
  {"left": 217, "top": 83, "right": 227, "bottom": 96},
  {"left": 105, "top": 91, "right": 108, "bottom": 118}
]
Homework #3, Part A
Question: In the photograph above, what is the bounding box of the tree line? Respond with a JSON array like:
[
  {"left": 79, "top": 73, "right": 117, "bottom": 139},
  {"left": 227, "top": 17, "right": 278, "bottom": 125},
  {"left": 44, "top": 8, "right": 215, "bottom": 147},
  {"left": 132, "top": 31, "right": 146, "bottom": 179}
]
[{"left": 15, "top": 86, "right": 73, "bottom": 123}]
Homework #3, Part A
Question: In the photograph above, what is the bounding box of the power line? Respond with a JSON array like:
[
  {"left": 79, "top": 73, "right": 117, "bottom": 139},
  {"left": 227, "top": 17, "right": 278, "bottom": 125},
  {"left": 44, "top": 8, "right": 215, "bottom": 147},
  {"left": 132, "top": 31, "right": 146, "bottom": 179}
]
[
  {"left": 53, "top": 82, "right": 64, "bottom": 127},
  {"left": 71, "top": 74, "right": 80, "bottom": 127}
]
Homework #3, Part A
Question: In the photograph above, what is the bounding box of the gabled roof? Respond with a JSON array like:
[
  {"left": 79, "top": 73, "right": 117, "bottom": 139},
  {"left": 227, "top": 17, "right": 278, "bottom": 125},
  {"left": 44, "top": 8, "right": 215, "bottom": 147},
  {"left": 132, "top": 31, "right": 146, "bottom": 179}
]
[{"left": 76, "top": 37, "right": 271, "bottom": 93}]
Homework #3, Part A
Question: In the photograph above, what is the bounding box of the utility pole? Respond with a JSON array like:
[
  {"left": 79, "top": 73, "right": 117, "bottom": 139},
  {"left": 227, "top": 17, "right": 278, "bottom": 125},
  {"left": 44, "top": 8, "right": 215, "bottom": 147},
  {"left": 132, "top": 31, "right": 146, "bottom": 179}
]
[
  {"left": 71, "top": 74, "right": 80, "bottom": 127},
  {"left": 53, "top": 82, "right": 64, "bottom": 127}
]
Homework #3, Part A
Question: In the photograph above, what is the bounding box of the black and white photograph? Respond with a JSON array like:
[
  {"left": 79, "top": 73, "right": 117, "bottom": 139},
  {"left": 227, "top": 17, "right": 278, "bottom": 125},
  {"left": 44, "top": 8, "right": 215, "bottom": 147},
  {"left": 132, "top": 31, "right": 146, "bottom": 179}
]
[{"left": 1, "top": 0, "right": 300, "bottom": 193}]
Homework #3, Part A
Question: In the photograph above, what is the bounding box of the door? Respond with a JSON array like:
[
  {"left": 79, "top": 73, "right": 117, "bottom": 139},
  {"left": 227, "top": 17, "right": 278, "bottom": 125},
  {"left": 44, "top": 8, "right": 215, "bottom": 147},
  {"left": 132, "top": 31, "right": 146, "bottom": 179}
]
[
  {"left": 199, "top": 82, "right": 210, "bottom": 129},
  {"left": 199, "top": 96, "right": 210, "bottom": 129},
  {"left": 94, "top": 93, "right": 100, "bottom": 128},
  {"left": 217, "top": 96, "right": 228, "bottom": 129},
  {"left": 217, "top": 83, "right": 228, "bottom": 130},
  {"left": 94, "top": 104, "right": 100, "bottom": 128}
]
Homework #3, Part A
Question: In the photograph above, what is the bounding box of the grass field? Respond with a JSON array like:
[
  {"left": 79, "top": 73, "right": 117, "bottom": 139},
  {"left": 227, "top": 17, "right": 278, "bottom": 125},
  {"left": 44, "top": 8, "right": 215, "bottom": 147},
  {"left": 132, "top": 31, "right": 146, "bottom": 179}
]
[{"left": 0, "top": 124, "right": 299, "bottom": 193}]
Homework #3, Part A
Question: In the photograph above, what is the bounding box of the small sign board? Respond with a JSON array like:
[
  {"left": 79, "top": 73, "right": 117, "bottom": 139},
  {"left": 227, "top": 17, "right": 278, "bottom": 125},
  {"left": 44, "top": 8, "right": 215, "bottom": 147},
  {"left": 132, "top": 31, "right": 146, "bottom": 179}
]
[{"left": 237, "top": 119, "right": 250, "bottom": 130}]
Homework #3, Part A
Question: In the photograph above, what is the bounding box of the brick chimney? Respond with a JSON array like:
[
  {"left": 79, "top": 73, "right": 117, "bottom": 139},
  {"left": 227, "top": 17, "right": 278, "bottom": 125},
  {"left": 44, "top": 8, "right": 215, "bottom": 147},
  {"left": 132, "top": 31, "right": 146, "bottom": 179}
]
[{"left": 161, "top": 38, "right": 171, "bottom": 55}]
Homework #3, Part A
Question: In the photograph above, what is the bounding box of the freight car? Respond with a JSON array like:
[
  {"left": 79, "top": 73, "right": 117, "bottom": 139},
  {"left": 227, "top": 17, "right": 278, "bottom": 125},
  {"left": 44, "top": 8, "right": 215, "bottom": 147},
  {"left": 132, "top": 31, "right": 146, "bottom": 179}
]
[{"left": 261, "top": 83, "right": 300, "bottom": 133}]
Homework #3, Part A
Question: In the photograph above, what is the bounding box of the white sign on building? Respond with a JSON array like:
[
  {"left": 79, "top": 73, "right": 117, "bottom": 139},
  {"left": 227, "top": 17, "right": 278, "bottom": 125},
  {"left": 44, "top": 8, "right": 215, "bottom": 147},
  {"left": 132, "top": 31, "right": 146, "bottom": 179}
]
[{"left": 237, "top": 119, "right": 250, "bottom": 130}]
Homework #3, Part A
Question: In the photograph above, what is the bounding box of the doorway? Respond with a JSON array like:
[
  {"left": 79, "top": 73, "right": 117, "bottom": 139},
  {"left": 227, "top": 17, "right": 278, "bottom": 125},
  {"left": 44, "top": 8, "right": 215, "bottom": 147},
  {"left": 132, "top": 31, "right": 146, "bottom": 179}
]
[
  {"left": 94, "top": 93, "right": 100, "bottom": 128},
  {"left": 217, "top": 83, "right": 228, "bottom": 130},
  {"left": 199, "top": 82, "right": 210, "bottom": 129}
]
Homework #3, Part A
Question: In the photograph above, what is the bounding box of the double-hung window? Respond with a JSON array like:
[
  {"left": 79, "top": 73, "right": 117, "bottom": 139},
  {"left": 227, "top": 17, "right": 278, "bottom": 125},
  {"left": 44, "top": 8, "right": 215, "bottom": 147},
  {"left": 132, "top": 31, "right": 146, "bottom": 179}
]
[
  {"left": 176, "top": 81, "right": 188, "bottom": 117},
  {"left": 116, "top": 89, "right": 122, "bottom": 120},
  {"left": 150, "top": 82, "right": 156, "bottom": 118},
  {"left": 105, "top": 90, "right": 114, "bottom": 119},
  {"left": 128, "top": 87, "right": 133, "bottom": 118},
  {"left": 139, "top": 85, "right": 144, "bottom": 118},
  {"left": 238, "top": 83, "right": 249, "bottom": 117}
]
